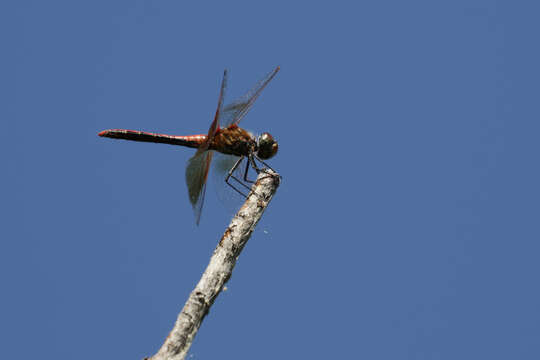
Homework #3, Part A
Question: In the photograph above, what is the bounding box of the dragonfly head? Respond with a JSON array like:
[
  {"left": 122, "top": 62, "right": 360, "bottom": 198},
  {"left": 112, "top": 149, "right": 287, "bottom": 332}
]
[{"left": 256, "top": 132, "right": 278, "bottom": 160}]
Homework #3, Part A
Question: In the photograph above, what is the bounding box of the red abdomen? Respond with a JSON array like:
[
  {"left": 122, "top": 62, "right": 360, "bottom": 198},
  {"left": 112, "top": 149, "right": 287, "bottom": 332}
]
[{"left": 98, "top": 129, "right": 206, "bottom": 148}]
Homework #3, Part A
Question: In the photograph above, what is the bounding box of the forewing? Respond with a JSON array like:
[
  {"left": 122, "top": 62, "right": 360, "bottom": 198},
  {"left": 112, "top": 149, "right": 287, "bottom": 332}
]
[
  {"left": 203, "top": 69, "right": 228, "bottom": 150},
  {"left": 185, "top": 150, "right": 214, "bottom": 225},
  {"left": 221, "top": 66, "right": 280, "bottom": 127},
  {"left": 183, "top": 70, "right": 227, "bottom": 225}
]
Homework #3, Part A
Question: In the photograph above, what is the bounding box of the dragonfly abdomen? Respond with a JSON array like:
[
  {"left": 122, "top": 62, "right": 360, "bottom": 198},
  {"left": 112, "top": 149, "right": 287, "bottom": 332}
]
[{"left": 98, "top": 129, "right": 205, "bottom": 148}]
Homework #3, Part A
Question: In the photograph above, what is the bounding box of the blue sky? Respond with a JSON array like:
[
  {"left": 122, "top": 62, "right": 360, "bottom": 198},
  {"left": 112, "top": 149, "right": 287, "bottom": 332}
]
[{"left": 3, "top": 0, "right": 540, "bottom": 358}]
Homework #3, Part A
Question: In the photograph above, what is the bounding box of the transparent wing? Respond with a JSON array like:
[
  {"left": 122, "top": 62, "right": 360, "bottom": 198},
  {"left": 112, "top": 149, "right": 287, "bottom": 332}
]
[
  {"left": 220, "top": 66, "right": 280, "bottom": 127},
  {"left": 204, "top": 69, "right": 228, "bottom": 148},
  {"left": 185, "top": 150, "right": 214, "bottom": 225},
  {"left": 183, "top": 70, "right": 227, "bottom": 225}
]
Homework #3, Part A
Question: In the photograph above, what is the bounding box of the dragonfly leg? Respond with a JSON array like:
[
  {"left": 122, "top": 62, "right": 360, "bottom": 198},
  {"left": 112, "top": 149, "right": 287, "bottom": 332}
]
[
  {"left": 242, "top": 155, "right": 257, "bottom": 183},
  {"left": 252, "top": 154, "right": 281, "bottom": 179},
  {"left": 224, "top": 154, "right": 280, "bottom": 199},
  {"left": 242, "top": 154, "right": 271, "bottom": 183},
  {"left": 225, "top": 156, "right": 251, "bottom": 198}
]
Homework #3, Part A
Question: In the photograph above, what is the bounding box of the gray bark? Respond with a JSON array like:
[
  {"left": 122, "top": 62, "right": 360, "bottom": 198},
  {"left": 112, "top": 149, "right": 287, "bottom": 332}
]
[{"left": 146, "top": 170, "right": 280, "bottom": 360}]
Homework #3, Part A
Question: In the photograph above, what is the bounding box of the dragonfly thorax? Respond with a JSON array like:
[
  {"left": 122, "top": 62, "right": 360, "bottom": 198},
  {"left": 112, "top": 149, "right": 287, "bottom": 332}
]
[
  {"left": 211, "top": 126, "right": 256, "bottom": 157},
  {"left": 256, "top": 132, "right": 278, "bottom": 160}
]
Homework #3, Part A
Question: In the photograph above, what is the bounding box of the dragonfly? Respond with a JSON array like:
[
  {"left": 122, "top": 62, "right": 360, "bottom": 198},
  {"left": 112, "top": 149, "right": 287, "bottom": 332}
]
[{"left": 99, "top": 66, "right": 280, "bottom": 225}]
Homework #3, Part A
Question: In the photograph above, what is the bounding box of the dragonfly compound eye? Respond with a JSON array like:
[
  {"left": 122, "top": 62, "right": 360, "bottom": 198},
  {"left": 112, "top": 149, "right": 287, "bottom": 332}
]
[{"left": 257, "top": 132, "right": 278, "bottom": 160}]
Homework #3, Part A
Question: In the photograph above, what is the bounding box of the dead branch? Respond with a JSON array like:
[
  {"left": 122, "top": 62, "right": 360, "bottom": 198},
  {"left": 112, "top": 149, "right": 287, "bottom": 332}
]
[{"left": 146, "top": 170, "right": 280, "bottom": 360}]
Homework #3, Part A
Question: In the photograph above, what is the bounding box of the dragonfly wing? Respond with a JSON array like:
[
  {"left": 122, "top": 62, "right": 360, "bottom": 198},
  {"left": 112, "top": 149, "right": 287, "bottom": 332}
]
[
  {"left": 221, "top": 66, "right": 280, "bottom": 127},
  {"left": 185, "top": 150, "right": 214, "bottom": 225},
  {"left": 184, "top": 70, "right": 227, "bottom": 225},
  {"left": 204, "top": 69, "right": 228, "bottom": 149}
]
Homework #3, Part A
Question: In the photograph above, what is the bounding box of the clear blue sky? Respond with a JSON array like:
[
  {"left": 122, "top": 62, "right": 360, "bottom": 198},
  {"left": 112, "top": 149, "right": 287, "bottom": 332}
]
[{"left": 3, "top": 1, "right": 539, "bottom": 359}]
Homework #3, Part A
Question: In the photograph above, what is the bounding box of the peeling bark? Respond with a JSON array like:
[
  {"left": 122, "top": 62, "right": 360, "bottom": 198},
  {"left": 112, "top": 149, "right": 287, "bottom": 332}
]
[{"left": 146, "top": 170, "right": 280, "bottom": 360}]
